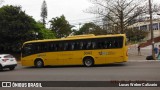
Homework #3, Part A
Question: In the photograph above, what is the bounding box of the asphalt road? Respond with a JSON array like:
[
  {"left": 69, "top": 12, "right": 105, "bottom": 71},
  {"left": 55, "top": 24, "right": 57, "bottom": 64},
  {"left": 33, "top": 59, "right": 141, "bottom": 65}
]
[
  {"left": 0, "top": 61, "right": 160, "bottom": 90},
  {"left": 0, "top": 61, "right": 160, "bottom": 81}
]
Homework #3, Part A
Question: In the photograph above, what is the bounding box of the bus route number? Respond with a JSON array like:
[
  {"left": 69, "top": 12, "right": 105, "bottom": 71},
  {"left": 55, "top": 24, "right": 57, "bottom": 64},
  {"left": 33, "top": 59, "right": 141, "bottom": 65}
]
[{"left": 84, "top": 51, "right": 92, "bottom": 55}]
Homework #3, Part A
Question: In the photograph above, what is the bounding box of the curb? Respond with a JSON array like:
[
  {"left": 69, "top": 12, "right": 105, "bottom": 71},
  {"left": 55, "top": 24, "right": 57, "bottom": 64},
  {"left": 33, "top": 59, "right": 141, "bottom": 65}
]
[{"left": 128, "top": 60, "right": 160, "bottom": 62}]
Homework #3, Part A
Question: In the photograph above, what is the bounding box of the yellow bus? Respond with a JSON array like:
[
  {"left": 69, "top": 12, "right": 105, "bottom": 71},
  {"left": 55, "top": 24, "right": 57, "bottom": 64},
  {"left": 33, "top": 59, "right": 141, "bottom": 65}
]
[{"left": 21, "top": 34, "right": 128, "bottom": 67}]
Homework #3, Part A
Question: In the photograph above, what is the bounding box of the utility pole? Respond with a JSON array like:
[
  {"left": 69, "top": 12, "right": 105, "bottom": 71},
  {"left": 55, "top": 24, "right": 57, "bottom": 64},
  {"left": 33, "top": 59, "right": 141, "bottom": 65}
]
[{"left": 149, "top": 0, "right": 155, "bottom": 60}]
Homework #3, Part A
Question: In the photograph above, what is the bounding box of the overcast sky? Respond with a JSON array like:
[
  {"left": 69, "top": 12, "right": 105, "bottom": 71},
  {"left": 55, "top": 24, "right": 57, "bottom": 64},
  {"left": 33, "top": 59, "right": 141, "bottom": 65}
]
[
  {"left": 1, "top": 0, "right": 160, "bottom": 26},
  {"left": 1, "top": 0, "right": 96, "bottom": 26}
]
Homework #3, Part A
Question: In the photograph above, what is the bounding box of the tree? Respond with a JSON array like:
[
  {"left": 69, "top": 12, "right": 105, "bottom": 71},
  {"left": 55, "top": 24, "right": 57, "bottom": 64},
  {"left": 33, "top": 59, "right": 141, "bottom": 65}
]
[
  {"left": 88, "top": 0, "right": 160, "bottom": 34},
  {"left": 75, "top": 22, "right": 106, "bottom": 35},
  {"left": 36, "top": 22, "right": 55, "bottom": 39},
  {"left": 41, "top": 0, "right": 48, "bottom": 25},
  {"left": 0, "top": 5, "right": 39, "bottom": 52},
  {"left": 50, "top": 15, "right": 72, "bottom": 38},
  {"left": 126, "top": 28, "right": 148, "bottom": 42}
]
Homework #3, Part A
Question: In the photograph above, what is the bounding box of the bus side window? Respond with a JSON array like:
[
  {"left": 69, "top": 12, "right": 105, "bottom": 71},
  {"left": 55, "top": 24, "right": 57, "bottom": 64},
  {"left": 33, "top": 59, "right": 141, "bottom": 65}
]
[
  {"left": 39, "top": 43, "right": 47, "bottom": 52},
  {"left": 57, "top": 43, "right": 64, "bottom": 51},
  {"left": 109, "top": 41, "right": 112, "bottom": 48},
  {"left": 50, "top": 43, "right": 55, "bottom": 51},
  {"left": 64, "top": 43, "right": 68, "bottom": 51},
  {"left": 67, "top": 42, "right": 73, "bottom": 51},
  {"left": 44, "top": 43, "right": 49, "bottom": 51},
  {"left": 92, "top": 42, "right": 95, "bottom": 49},
  {"left": 74, "top": 42, "right": 79, "bottom": 50},
  {"left": 23, "top": 44, "right": 34, "bottom": 56},
  {"left": 111, "top": 40, "right": 115, "bottom": 48},
  {"left": 104, "top": 41, "right": 108, "bottom": 49},
  {"left": 97, "top": 41, "right": 103, "bottom": 49},
  {"left": 58, "top": 43, "right": 64, "bottom": 51},
  {"left": 83, "top": 42, "right": 87, "bottom": 49},
  {"left": 54, "top": 44, "right": 58, "bottom": 51},
  {"left": 79, "top": 42, "right": 83, "bottom": 50},
  {"left": 35, "top": 43, "right": 41, "bottom": 53},
  {"left": 86, "top": 41, "right": 92, "bottom": 49},
  {"left": 72, "top": 43, "right": 75, "bottom": 50}
]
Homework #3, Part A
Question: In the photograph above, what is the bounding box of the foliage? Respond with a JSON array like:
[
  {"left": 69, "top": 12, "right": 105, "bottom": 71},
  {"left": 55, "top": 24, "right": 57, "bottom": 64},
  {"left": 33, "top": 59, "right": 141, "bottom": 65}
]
[
  {"left": 41, "top": 0, "right": 47, "bottom": 25},
  {"left": 75, "top": 22, "right": 107, "bottom": 35},
  {"left": 36, "top": 22, "right": 55, "bottom": 39},
  {"left": 0, "top": 5, "right": 39, "bottom": 52},
  {"left": 50, "top": 15, "right": 72, "bottom": 38},
  {"left": 126, "top": 28, "right": 148, "bottom": 42}
]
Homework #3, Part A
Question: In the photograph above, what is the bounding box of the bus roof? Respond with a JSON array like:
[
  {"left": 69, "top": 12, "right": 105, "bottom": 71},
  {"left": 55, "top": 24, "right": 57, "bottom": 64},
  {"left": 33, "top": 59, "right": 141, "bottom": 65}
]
[{"left": 23, "top": 34, "right": 126, "bottom": 44}]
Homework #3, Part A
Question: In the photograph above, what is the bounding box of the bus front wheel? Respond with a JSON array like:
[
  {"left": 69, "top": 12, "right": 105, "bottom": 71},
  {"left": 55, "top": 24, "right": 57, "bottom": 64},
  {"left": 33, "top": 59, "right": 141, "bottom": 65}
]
[
  {"left": 34, "top": 59, "right": 44, "bottom": 68},
  {"left": 83, "top": 57, "right": 94, "bottom": 67}
]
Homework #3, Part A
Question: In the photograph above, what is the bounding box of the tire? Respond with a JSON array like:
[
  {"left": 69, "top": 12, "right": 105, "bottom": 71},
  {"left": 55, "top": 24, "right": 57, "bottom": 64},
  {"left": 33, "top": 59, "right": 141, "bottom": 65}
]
[
  {"left": 146, "top": 55, "right": 154, "bottom": 60},
  {"left": 9, "top": 67, "right": 15, "bottom": 70},
  {"left": 34, "top": 59, "right": 44, "bottom": 68},
  {"left": 83, "top": 57, "right": 94, "bottom": 67}
]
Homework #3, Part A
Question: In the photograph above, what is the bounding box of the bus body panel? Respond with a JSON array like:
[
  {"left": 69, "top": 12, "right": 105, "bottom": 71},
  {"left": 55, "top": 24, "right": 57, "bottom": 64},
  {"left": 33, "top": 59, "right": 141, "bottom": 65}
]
[{"left": 21, "top": 49, "right": 127, "bottom": 67}]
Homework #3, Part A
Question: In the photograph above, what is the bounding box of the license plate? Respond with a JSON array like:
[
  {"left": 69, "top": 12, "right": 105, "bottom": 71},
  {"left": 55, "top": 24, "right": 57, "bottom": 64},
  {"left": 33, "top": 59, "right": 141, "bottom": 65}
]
[{"left": 10, "top": 59, "right": 14, "bottom": 61}]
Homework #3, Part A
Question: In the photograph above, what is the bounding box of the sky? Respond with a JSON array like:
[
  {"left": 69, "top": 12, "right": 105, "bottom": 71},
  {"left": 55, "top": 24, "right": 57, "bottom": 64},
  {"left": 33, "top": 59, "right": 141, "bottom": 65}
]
[
  {"left": 1, "top": 0, "right": 96, "bottom": 27},
  {"left": 1, "top": 0, "right": 160, "bottom": 27}
]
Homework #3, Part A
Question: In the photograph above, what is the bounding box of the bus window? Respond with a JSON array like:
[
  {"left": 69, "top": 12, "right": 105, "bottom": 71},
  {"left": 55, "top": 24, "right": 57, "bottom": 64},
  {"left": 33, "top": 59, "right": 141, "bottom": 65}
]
[
  {"left": 35, "top": 43, "right": 41, "bottom": 53},
  {"left": 97, "top": 41, "right": 103, "bottom": 49},
  {"left": 64, "top": 43, "right": 68, "bottom": 51},
  {"left": 91, "top": 42, "right": 96, "bottom": 49},
  {"left": 58, "top": 43, "right": 63, "bottom": 51},
  {"left": 83, "top": 42, "right": 88, "bottom": 49},
  {"left": 67, "top": 43, "right": 71, "bottom": 50},
  {"left": 43, "top": 43, "right": 48, "bottom": 52},
  {"left": 86, "top": 41, "right": 92, "bottom": 49},
  {"left": 22, "top": 44, "right": 34, "bottom": 57},
  {"left": 103, "top": 41, "right": 108, "bottom": 49},
  {"left": 71, "top": 42, "right": 75, "bottom": 50},
  {"left": 54, "top": 44, "right": 57, "bottom": 51},
  {"left": 74, "top": 42, "right": 79, "bottom": 50},
  {"left": 35, "top": 43, "right": 48, "bottom": 53},
  {"left": 49, "top": 43, "right": 55, "bottom": 51},
  {"left": 79, "top": 42, "right": 83, "bottom": 50}
]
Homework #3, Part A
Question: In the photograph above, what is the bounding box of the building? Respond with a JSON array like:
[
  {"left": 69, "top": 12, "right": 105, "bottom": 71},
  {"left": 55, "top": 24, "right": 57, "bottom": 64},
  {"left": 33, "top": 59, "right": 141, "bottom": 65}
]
[{"left": 128, "top": 19, "right": 160, "bottom": 40}]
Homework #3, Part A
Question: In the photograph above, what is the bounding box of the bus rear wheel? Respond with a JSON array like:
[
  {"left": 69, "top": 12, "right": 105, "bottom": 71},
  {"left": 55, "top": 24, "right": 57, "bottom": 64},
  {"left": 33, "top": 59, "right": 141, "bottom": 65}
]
[
  {"left": 34, "top": 59, "right": 44, "bottom": 68},
  {"left": 83, "top": 57, "right": 94, "bottom": 67}
]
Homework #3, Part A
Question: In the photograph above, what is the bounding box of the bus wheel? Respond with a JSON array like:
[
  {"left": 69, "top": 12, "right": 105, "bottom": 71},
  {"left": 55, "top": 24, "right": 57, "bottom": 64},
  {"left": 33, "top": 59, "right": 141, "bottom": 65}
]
[
  {"left": 83, "top": 57, "right": 94, "bottom": 67},
  {"left": 34, "top": 59, "right": 44, "bottom": 68}
]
